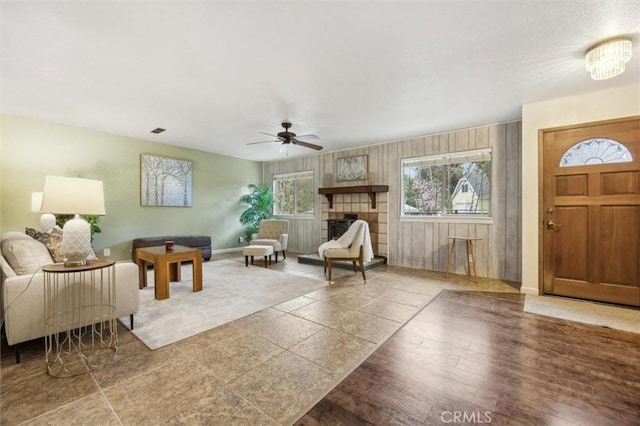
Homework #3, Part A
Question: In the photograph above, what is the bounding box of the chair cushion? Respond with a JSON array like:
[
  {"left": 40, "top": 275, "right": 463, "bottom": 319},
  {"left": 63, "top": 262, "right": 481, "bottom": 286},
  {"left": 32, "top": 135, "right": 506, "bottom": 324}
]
[
  {"left": 250, "top": 239, "right": 282, "bottom": 251},
  {"left": 323, "top": 248, "right": 352, "bottom": 258},
  {"left": 243, "top": 245, "right": 274, "bottom": 256},
  {"left": 1, "top": 237, "right": 54, "bottom": 275}
]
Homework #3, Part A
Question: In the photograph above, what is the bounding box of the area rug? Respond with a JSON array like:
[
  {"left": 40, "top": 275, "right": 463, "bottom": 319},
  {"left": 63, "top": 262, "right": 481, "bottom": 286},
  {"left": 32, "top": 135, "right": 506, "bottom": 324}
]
[
  {"left": 119, "top": 259, "right": 327, "bottom": 349},
  {"left": 524, "top": 295, "right": 640, "bottom": 334}
]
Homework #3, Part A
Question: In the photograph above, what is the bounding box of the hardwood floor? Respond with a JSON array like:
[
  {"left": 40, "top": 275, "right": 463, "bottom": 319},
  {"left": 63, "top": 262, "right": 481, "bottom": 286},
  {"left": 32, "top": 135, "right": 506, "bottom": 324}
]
[
  {"left": 2, "top": 257, "right": 637, "bottom": 425},
  {"left": 296, "top": 291, "right": 640, "bottom": 426}
]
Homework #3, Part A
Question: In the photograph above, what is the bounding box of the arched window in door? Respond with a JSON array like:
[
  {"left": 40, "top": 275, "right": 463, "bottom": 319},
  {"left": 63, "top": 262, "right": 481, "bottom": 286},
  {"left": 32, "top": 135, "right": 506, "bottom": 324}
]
[{"left": 560, "top": 138, "right": 632, "bottom": 167}]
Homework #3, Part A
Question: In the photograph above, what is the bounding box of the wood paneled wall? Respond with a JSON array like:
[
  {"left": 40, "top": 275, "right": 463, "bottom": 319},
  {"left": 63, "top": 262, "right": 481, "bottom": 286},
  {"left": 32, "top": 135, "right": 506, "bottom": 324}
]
[{"left": 263, "top": 121, "right": 522, "bottom": 282}]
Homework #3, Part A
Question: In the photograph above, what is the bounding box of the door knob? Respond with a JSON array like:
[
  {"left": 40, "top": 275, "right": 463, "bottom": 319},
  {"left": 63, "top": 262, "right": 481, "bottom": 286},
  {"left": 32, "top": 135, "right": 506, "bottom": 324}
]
[{"left": 546, "top": 220, "right": 562, "bottom": 230}]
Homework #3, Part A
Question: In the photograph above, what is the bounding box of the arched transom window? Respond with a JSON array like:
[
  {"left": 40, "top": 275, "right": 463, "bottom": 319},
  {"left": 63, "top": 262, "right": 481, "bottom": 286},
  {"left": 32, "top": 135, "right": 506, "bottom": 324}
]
[{"left": 560, "top": 138, "right": 632, "bottom": 167}]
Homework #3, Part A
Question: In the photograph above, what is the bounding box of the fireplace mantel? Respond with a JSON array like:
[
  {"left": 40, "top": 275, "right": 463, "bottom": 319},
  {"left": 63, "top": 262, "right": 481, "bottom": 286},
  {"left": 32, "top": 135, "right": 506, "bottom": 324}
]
[{"left": 318, "top": 185, "right": 389, "bottom": 208}]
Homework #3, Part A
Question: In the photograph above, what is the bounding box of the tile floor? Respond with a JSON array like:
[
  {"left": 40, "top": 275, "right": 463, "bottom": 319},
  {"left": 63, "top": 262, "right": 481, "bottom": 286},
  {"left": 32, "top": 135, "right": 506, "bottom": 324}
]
[{"left": 0, "top": 253, "right": 519, "bottom": 425}]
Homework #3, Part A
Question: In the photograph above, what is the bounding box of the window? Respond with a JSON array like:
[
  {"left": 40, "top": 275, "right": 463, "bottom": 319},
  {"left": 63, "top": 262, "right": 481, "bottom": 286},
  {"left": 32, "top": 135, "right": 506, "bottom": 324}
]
[
  {"left": 273, "top": 171, "right": 314, "bottom": 215},
  {"left": 402, "top": 149, "right": 491, "bottom": 217},
  {"left": 560, "top": 138, "right": 632, "bottom": 167}
]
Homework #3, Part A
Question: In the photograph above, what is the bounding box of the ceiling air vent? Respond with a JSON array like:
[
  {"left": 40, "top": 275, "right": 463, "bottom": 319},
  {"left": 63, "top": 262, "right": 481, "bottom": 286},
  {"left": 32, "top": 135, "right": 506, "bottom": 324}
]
[{"left": 151, "top": 128, "right": 166, "bottom": 134}]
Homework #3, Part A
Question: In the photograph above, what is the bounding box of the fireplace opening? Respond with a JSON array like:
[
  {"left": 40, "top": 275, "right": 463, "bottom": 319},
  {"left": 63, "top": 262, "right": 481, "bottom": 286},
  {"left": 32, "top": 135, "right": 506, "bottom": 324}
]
[{"left": 327, "top": 214, "right": 358, "bottom": 240}]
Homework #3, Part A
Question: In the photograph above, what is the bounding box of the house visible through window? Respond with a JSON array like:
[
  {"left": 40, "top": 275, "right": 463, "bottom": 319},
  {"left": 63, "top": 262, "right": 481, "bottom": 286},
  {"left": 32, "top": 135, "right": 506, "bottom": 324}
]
[
  {"left": 402, "top": 148, "right": 491, "bottom": 217},
  {"left": 273, "top": 170, "right": 314, "bottom": 216}
]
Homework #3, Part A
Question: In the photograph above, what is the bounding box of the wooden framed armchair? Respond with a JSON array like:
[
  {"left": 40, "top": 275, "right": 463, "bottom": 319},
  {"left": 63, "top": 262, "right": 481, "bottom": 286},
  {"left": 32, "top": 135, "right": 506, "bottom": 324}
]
[{"left": 319, "top": 220, "right": 373, "bottom": 283}]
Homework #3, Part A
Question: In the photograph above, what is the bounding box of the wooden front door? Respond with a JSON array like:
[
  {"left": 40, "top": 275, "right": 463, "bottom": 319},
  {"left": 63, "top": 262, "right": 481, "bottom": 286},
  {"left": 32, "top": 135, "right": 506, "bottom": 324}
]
[{"left": 542, "top": 116, "right": 640, "bottom": 307}]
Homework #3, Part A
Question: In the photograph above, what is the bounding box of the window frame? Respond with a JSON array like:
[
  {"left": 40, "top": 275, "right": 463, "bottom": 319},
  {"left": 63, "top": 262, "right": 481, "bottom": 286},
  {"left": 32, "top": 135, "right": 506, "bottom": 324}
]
[
  {"left": 272, "top": 170, "right": 315, "bottom": 217},
  {"left": 400, "top": 148, "right": 493, "bottom": 223}
]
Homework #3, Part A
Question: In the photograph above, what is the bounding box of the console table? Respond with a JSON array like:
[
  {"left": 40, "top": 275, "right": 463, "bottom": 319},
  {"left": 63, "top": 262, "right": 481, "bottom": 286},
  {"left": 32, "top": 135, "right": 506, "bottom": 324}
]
[{"left": 43, "top": 259, "right": 117, "bottom": 377}]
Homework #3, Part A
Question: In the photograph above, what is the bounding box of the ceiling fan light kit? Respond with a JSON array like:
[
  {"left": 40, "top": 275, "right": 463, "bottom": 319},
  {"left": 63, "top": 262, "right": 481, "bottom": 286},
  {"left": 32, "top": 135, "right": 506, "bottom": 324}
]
[
  {"left": 278, "top": 143, "right": 290, "bottom": 155},
  {"left": 247, "top": 120, "right": 323, "bottom": 153},
  {"left": 585, "top": 37, "right": 632, "bottom": 80}
]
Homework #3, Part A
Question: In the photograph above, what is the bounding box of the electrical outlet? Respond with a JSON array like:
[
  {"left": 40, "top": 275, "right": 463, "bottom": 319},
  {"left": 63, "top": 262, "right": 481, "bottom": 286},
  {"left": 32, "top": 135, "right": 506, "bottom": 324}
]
[
  {"left": 103, "top": 248, "right": 111, "bottom": 257},
  {"left": 238, "top": 236, "right": 244, "bottom": 243}
]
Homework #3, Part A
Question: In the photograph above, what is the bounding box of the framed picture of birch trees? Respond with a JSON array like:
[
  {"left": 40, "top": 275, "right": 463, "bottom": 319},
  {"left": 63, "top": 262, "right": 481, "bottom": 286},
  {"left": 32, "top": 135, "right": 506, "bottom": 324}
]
[{"left": 140, "top": 154, "right": 193, "bottom": 206}]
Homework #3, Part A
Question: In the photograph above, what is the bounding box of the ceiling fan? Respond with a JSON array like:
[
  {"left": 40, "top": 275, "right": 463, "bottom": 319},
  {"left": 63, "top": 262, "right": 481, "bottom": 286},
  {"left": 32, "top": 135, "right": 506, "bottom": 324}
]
[{"left": 247, "top": 120, "right": 323, "bottom": 151}]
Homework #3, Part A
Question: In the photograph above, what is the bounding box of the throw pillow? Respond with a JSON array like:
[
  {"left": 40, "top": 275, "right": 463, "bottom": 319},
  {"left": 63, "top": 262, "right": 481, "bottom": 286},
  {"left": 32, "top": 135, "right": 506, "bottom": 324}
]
[
  {"left": 1, "top": 238, "right": 54, "bottom": 275},
  {"left": 25, "top": 226, "right": 65, "bottom": 263},
  {"left": 47, "top": 227, "right": 65, "bottom": 263},
  {"left": 25, "top": 227, "right": 50, "bottom": 245}
]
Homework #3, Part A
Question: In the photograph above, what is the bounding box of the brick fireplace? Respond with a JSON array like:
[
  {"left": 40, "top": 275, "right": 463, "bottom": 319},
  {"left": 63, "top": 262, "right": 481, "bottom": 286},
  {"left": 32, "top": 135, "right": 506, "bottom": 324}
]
[{"left": 319, "top": 186, "right": 388, "bottom": 256}]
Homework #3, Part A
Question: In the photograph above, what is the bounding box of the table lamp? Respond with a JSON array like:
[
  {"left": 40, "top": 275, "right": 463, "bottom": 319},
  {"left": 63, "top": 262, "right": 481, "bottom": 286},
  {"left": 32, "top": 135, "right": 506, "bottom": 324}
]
[
  {"left": 31, "top": 192, "right": 57, "bottom": 232},
  {"left": 40, "top": 176, "right": 106, "bottom": 266}
]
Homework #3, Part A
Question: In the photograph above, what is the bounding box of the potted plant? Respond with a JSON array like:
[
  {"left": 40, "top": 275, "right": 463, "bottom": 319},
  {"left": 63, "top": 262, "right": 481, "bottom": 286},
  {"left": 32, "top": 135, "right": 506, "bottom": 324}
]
[{"left": 239, "top": 184, "right": 274, "bottom": 243}]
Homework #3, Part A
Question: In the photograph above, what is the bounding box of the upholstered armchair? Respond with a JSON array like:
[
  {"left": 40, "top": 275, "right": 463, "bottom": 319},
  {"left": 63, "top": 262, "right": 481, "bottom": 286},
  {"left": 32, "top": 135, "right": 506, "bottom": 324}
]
[
  {"left": 318, "top": 220, "right": 373, "bottom": 283},
  {"left": 250, "top": 219, "right": 289, "bottom": 262}
]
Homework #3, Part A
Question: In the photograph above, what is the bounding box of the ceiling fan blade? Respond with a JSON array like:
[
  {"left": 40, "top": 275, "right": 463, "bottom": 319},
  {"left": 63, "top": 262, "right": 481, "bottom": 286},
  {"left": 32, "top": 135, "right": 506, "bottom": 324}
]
[
  {"left": 246, "top": 139, "right": 279, "bottom": 146},
  {"left": 259, "top": 131, "right": 278, "bottom": 137},
  {"left": 295, "top": 134, "right": 320, "bottom": 141},
  {"left": 292, "top": 139, "right": 323, "bottom": 150}
]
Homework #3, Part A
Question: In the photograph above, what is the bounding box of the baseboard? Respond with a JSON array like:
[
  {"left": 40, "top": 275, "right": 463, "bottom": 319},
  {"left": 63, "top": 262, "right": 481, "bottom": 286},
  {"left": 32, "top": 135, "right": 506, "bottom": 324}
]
[
  {"left": 520, "top": 286, "right": 539, "bottom": 295},
  {"left": 211, "top": 247, "right": 244, "bottom": 254}
]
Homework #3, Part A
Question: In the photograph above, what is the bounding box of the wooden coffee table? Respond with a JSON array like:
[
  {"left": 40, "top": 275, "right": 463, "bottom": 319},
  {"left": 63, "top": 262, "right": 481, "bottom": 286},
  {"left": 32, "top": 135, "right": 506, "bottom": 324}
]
[{"left": 136, "top": 245, "right": 202, "bottom": 300}]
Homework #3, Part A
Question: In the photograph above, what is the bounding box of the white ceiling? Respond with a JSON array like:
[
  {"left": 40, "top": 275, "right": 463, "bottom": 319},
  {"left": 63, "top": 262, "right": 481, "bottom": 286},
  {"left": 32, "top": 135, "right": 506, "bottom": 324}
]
[{"left": 2, "top": 1, "right": 639, "bottom": 162}]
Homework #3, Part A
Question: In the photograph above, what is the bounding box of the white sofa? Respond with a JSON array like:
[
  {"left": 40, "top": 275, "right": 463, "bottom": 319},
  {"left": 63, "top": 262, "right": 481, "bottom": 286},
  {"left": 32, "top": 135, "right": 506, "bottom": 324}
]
[{"left": 0, "top": 231, "right": 139, "bottom": 361}]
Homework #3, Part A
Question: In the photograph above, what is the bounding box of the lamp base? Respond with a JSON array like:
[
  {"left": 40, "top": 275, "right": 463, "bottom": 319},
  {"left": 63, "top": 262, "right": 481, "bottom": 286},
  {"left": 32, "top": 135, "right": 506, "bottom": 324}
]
[
  {"left": 62, "top": 215, "right": 92, "bottom": 266},
  {"left": 40, "top": 213, "right": 56, "bottom": 232}
]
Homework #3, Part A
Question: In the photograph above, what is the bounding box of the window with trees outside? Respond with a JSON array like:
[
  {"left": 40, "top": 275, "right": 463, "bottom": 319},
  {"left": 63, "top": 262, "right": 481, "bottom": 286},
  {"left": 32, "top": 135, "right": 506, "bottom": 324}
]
[
  {"left": 402, "top": 149, "right": 491, "bottom": 218},
  {"left": 273, "top": 171, "right": 315, "bottom": 216}
]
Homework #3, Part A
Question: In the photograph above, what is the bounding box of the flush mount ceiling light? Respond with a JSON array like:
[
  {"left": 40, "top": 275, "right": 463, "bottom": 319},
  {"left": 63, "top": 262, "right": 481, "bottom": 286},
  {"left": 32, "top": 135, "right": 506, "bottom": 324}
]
[
  {"left": 151, "top": 127, "right": 166, "bottom": 134},
  {"left": 585, "top": 37, "right": 632, "bottom": 80}
]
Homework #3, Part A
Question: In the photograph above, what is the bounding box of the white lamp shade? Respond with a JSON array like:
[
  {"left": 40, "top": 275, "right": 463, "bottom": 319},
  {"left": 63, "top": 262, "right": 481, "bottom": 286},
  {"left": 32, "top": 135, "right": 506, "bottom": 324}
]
[
  {"left": 31, "top": 192, "right": 44, "bottom": 212},
  {"left": 41, "top": 176, "right": 106, "bottom": 215}
]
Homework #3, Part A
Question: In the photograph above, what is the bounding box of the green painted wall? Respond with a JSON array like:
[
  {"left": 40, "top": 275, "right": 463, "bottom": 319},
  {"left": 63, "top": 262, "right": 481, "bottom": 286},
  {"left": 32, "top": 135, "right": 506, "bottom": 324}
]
[{"left": 0, "top": 115, "right": 263, "bottom": 260}]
